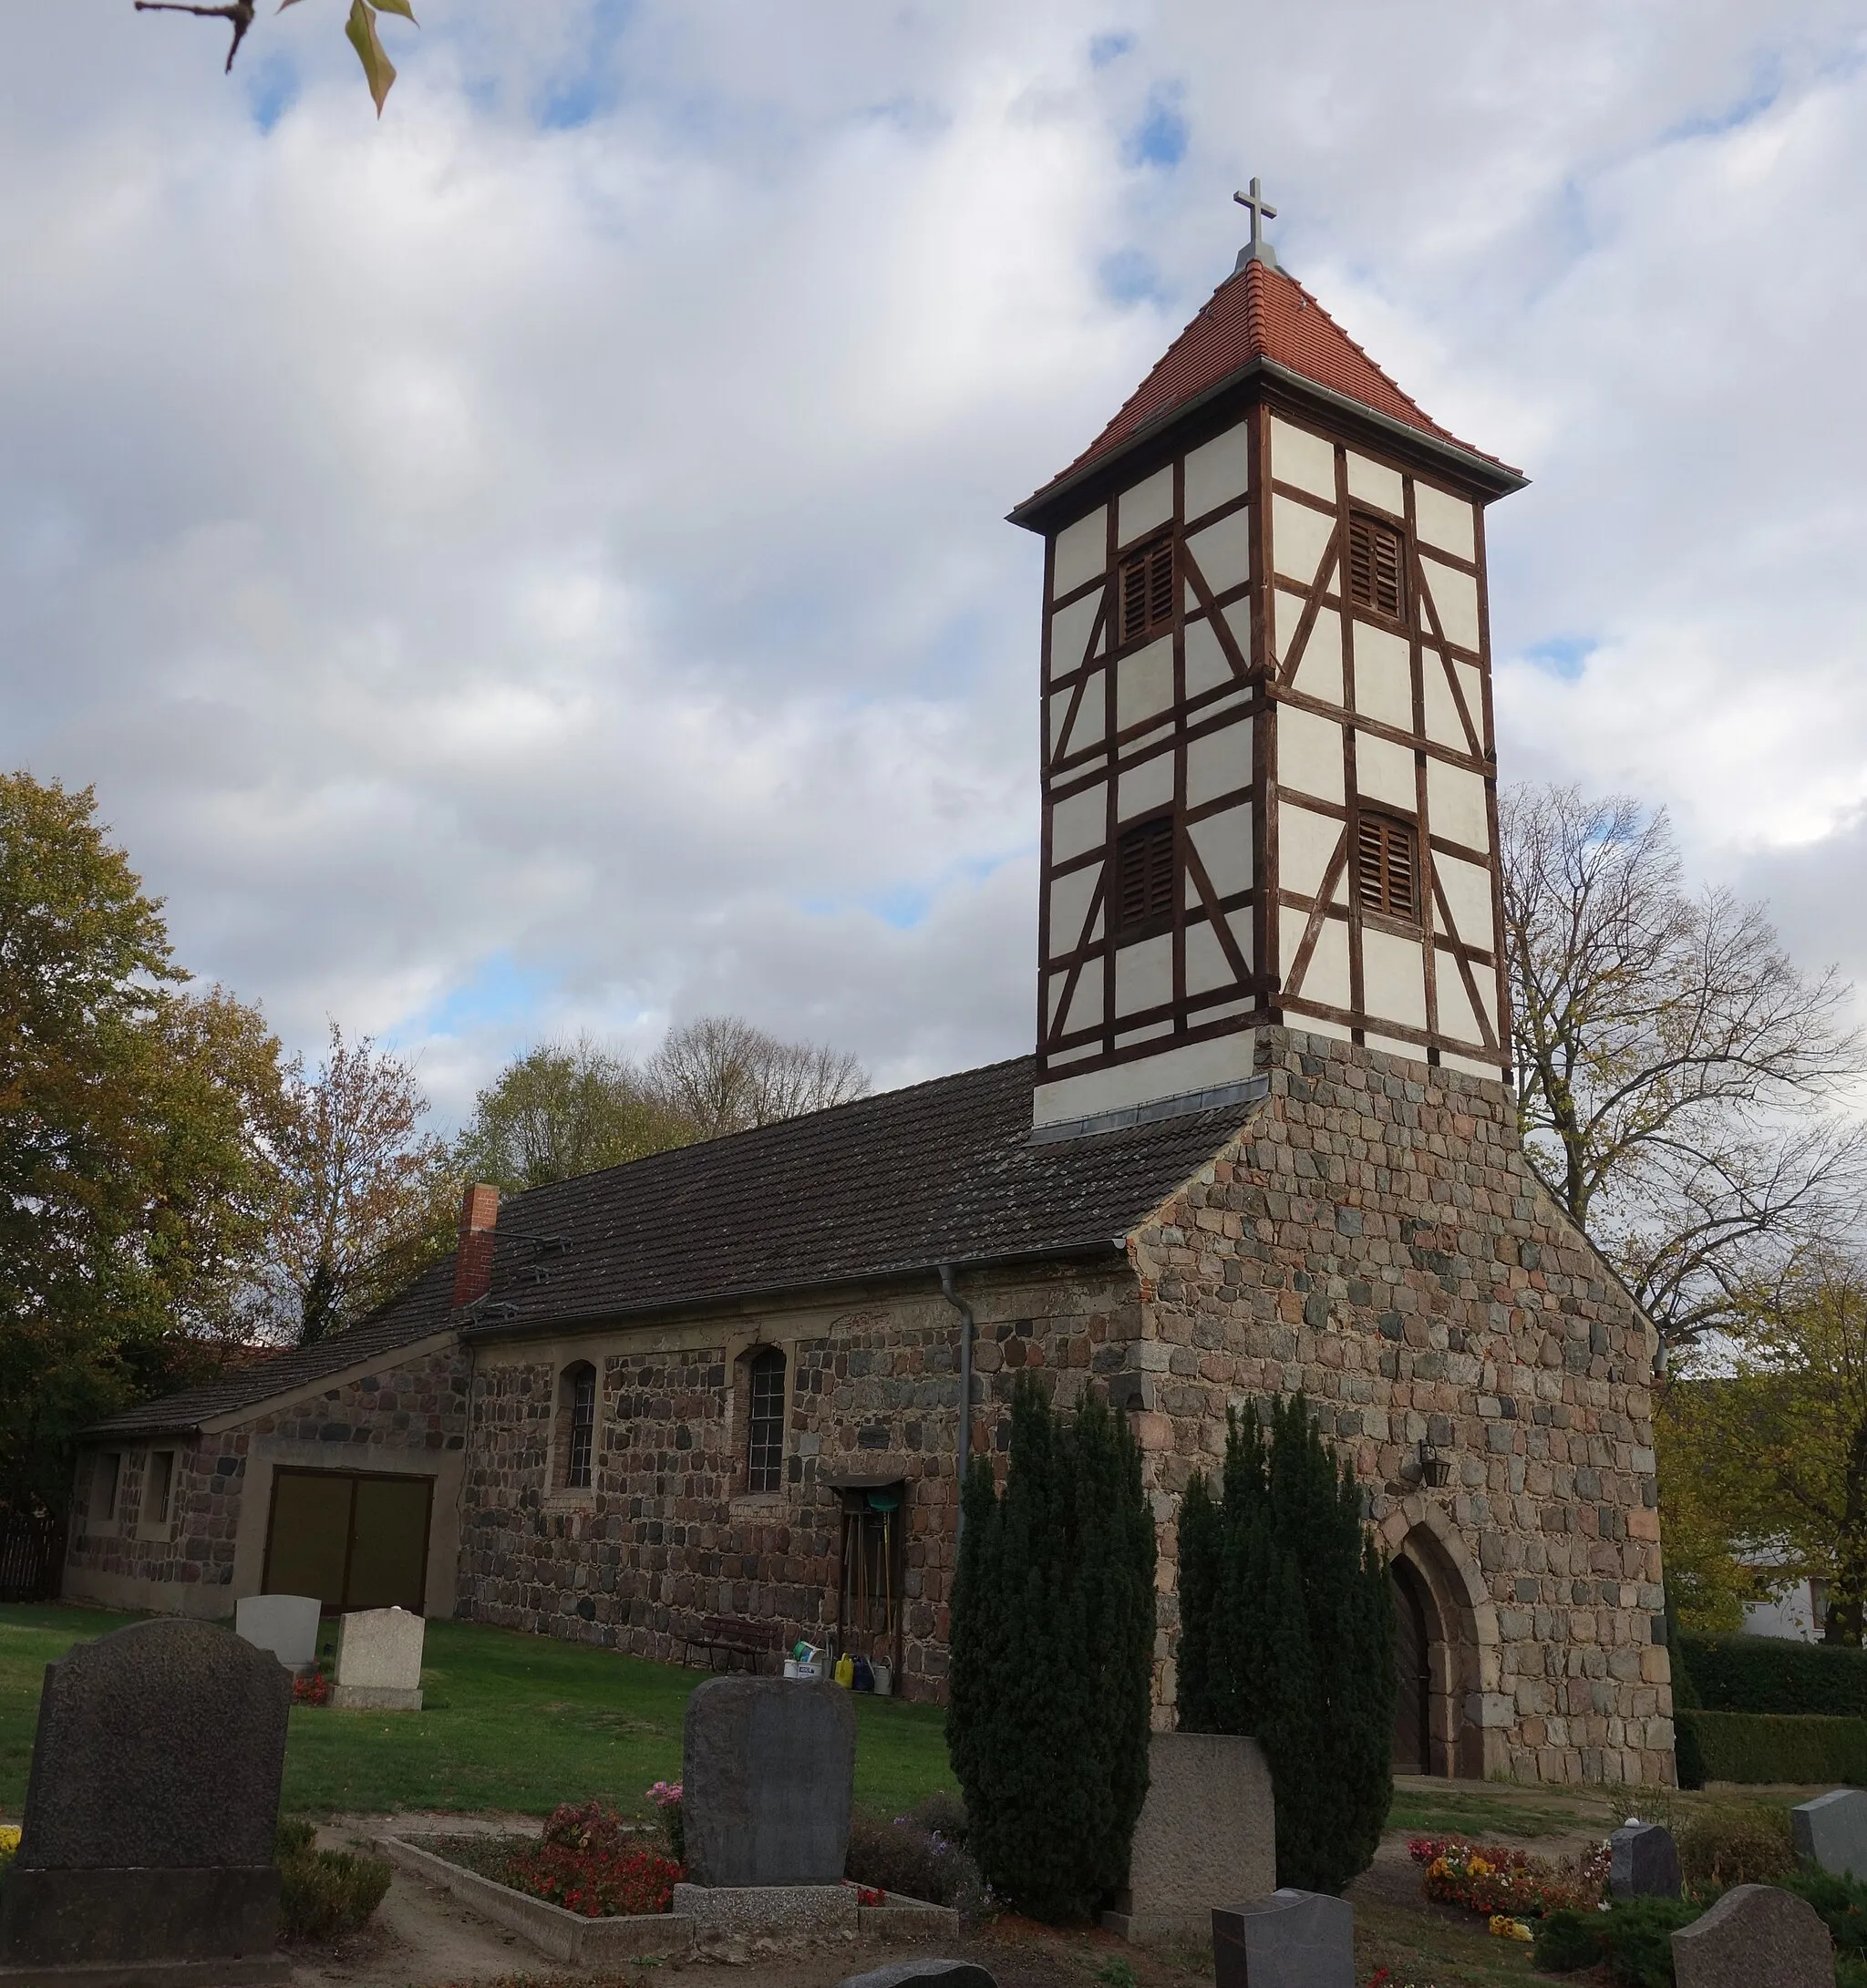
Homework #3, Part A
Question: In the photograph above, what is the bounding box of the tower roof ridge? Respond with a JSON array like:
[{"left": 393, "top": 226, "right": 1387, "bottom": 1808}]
[{"left": 1015, "top": 258, "right": 1519, "bottom": 521}]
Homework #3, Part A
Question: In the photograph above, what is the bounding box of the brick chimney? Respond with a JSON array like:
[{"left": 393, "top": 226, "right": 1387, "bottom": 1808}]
[{"left": 451, "top": 1182, "right": 500, "bottom": 1310}]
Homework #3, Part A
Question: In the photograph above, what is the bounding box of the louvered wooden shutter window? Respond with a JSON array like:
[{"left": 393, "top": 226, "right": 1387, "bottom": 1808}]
[
  {"left": 1356, "top": 812, "right": 1418, "bottom": 920},
  {"left": 1347, "top": 513, "right": 1405, "bottom": 620},
  {"left": 1116, "top": 816, "right": 1175, "bottom": 935},
  {"left": 1118, "top": 538, "right": 1175, "bottom": 645}
]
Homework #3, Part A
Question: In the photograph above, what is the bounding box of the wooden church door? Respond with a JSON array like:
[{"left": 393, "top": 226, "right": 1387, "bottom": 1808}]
[{"left": 1391, "top": 1558, "right": 1437, "bottom": 1776}]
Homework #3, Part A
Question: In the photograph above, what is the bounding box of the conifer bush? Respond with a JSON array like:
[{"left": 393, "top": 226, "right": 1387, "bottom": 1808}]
[
  {"left": 1176, "top": 1395, "right": 1395, "bottom": 1893},
  {"left": 945, "top": 1375, "right": 1156, "bottom": 1922}
]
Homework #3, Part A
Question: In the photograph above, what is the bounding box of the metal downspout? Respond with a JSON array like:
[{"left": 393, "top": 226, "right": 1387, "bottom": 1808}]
[{"left": 937, "top": 1262, "right": 975, "bottom": 1543}]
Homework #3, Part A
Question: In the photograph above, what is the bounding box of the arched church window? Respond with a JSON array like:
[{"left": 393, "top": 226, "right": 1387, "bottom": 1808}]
[
  {"left": 1346, "top": 511, "right": 1406, "bottom": 621},
  {"left": 1356, "top": 810, "right": 1418, "bottom": 922},
  {"left": 556, "top": 1361, "right": 596, "bottom": 1491},
  {"left": 1115, "top": 814, "right": 1175, "bottom": 942},
  {"left": 1117, "top": 535, "right": 1175, "bottom": 646},
  {"left": 747, "top": 1347, "right": 787, "bottom": 1494}
]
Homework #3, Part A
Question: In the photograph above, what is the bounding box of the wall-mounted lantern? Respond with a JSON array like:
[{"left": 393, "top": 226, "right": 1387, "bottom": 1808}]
[{"left": 1418, "top": 1436, "right": 1451, "bottom": 1488}]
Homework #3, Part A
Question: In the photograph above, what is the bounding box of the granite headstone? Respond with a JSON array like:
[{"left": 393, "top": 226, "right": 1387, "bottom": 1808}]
[
  {"left": 234, "top": 1594, "right": 321, "bottom": 1674},
  {"left": 0, "top": 1617, "right": 292, "bottom": 1983},
  {"left": 1612, "top": 1821, "right": 1682, "bottom": 1899},
  {"left": 1794, "top": 1789, "right": 1867, "bottom": 1883},
  {"left": 331, "top": 1606, "right": 424, "bottom": 1712},
  {"left": 1672, "top": 1883, "right": 1834, "bottom": 1988},
  {"left": 834, "top": 1964, "right": 998, "bottom": 1988},
  {"left": 682, "top": 1675, "right": 855, "bottom": 1887},
  {"left": 1104, "top": 1732, "right": 1276, "bottom": 1943},
  {"left": 1212, "top": 1889, "right": 1355, "bottom": 1988}
]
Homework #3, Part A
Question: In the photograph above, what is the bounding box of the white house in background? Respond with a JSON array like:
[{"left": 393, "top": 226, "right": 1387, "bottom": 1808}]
[{"left": 1738, "top": 1543, "right": 1829, "bottom": 1643}]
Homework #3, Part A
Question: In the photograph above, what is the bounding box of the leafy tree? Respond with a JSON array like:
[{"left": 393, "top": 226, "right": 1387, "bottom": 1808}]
[
  {"left": 1176, "top": 1396, "right": 1395, "bottom": 1893},
  {"left": 947, "top": 1376, "right": 1155, "bottom": 1922},
  {"left": 1502, "top": 783, "right": 1867, "bottom": 1355},
  {"left": 1659, "top": 1253, "right": 1867, "bottom": 1643},
  {"left": 133, "top": 0, "right": 417, "bottom": 115},
  {"left": 0, "top": 773, "right": 286, "bottom": 1514},
  {"left": 263, "top": 1022, "right": 456, "bottom": 1346},
  {"left": 456, "top": 1035, "right": 697, "bottom": 1192},
  {"left": 645, "top": 1015, "right": 868, "bottom": 1138}
]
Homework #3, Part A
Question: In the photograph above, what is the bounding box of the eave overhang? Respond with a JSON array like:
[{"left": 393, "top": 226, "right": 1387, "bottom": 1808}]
[{"left": 1008, "top": 355, "right": 1527, "bottom": 538}]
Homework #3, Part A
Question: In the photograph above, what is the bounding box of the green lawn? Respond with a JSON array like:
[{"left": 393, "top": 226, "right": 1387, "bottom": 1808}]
[{"left": 0, "top": 1602, "right": 956, "bottom": 1820}]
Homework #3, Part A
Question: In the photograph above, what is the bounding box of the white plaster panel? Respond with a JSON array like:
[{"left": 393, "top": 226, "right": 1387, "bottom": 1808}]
[
  {"left": 1186, "top": 509, "right": 1252, "bottom": 596},
  {"left": 1116, "top": 1019, "right": 1172, "bottom": 1048},
  {"left": 1053, "top": 509, "right": 1107, "bottom": 600},
  {"left": 1186, "top": 919, "right": 1241, "bottom": 994},
  {"left": 1187, "top": 721, "right": 1250, "bottom": 807},
  {"left": 1273, "top": 493, "right": 1336, "bottom": 588},
  {"left": 1290, "top": 1012, "right": 1353, "bottom": 1045},
  {"left": 1414, "top": 482, "right": 1476, "bottom": 561},
  {"left": 1364, "top": 1032, "right": 1426, "bottom": 1066},
  {"left": 1346, "top": 452, "right": 1404, "bottom": 513},
  {"left": 1119, "top": 468, "right": 1174, "bottom": 545},
  {"left": 1188, "top": 807, "right": 1252, "bottom": 899},
  {"left": 1048, "top": 589, "right": 1104, "bottom": 683},
  {"left": 1278, "top": 801, "right": 1340, "bottom": 901},
  {"left": 1119, "top": 751, "right": 1175, "bottom": 821},
  {"left": 1354, "top": 623, "right": 1411, "bottom": 730},
  {"left": 1435, "top": 853, "right": 1494, "bottom": 949},
  {"left": 1291, "top": 912, "right": 1351, "bottom": 1010},
  {"left": 1184, "top": 424, "right": 1250, "bottom": 522},
  {"left": 1047, "top": 864, "right": 1102, "bottom": 958},
  {"left": 1115, "top": 933, "right": 1172, "bottom": 1017},
  {"left": 1422, "top": 654, "right": 1469, "bottom": 750},
  {"left": 1060, "top": 670, "right": 1106, "bottom": 755},
  {"left": 1363, "top": 928, "right": 1428, "bottom": 1029},
  {"left": 1184, "top": 615, "right": 1235, "bottom": 697},
  {"left": 1287, "top": 606, "right": 1343, "bottom": 706},
  {"left": 1116, "top": 637, "right": 1174, "bottom": 732},
  {"left": 1427, "top": 759, "right": 1491, "bottom": 850},
  {"left": 1059, "top": 970, "right": 1102, "bottom": 1039},
  {"left": 1356, "top": 731, "right": 1417, "bottom": 811},
  {"left": 1032, "top": 1034, "right": 1259, "bottom": 1128},
  {"left": 1442, "top": 1049, "right": 1503, "bottom": 1081},
  {"left": 1456, "top": 661, "right": 1485, "bottom": 735},
  {"left": 1421, "top": 555, "right": 1481, "bottom": 653},
  {"left": 1434, "top": 963, "right": 1481, "bottom": 1048},
  {"left": 1278, "top": 706, "right": 1345, "bottom": 804},
  {"left": 1051, "top": 782, "right": 1107, "bottom": 861},
  {"left": 1272, "top": 416, "right": 1336, "bottom": 500}
]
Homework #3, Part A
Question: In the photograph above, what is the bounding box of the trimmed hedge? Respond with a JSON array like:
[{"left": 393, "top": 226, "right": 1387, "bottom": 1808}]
[
  {"left": 1681, "top": 1633, "right": 1867, "bottom": 1717},
  {"left": 1677, "top": 1707, "right": 1867, "bottom": 1784}
]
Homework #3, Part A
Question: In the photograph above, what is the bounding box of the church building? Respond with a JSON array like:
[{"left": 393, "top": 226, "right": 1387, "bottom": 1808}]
[{"left": 63, "top": 195, "right": 1676, "bottom": 1787}]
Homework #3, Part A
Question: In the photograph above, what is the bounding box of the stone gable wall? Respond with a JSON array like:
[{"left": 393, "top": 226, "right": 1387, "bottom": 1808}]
[
  {"left": 1122, "top": 1026, "right": 1672, "bottom": 1786},
  {"left": 62, "top": 1339, "right": 470, "bottom": 1615}
]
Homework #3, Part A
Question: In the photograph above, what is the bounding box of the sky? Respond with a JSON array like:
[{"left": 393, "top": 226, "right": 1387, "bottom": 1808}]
[{"left": 4, "top": 0, "right": 1866, "bottom": 1128}]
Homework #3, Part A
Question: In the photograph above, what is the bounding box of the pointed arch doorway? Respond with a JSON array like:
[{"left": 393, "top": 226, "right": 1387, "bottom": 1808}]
[{"left": 1391, "top": 1556, "right": 1441, "bottom": 1776}]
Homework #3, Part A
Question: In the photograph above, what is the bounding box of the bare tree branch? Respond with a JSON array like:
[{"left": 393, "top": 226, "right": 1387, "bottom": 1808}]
[{"left": 134, "top": 0, "right": 254, "bottom": 73}]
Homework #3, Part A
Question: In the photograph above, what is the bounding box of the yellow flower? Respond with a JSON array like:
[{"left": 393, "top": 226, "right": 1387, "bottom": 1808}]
[
  {"left": 1470, "top": 1857, "right": 1492, "bottom": 1876},
  {"left": 0, "top": 1827, "right": 20, "bottom": 1854},
  {"left": 1489, "top": 1914, "right": 1532, "bottom": 1942}
]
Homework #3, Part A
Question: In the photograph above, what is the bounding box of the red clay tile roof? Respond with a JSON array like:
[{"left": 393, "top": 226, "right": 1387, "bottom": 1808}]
[{"left": 1019, "top": 257, "right": 1515, "bottom": 515}]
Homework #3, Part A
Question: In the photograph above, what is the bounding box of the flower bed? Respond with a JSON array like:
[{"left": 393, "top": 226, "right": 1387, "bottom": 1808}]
[
  {"left": 1408, "top": 1837, "right": 1608, "bottom": 1922},
  {"left": 426, "top": 1800, "right": 683, "bottom": 1920}
]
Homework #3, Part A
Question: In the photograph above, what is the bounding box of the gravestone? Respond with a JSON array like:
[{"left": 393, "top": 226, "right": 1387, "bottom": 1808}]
[
  {"left": 1672, "top": 1883, "right": 1834, "bottom": 1988},
  {"left": 0, "top": 1617, "right": 291, "bottom": 1984},
  {"left": 1212, "top": 1888, "right": 1355, "bottom": 1988},
  {"left": 1611, "top": 1820, "right": 1682, "bottom": 1899},
  {"left": 682, "top": 1675, "right": 855, "bottom": 1887},
  {"left": 1793, "top": 1788, "right": 1867, "bottom": 1882},
  {"left": 834, "top": 1964, "right": 998, "bottom": 1988},
  {"left": 234, "top": 1593, "right": 321, "bottom": 1674},
  {"left": 331, "top": 1606, "right": 425, "bottom": 1711},
  {"left": 1103, "top": 1732, "right": 1275, "bottom": 1942}
]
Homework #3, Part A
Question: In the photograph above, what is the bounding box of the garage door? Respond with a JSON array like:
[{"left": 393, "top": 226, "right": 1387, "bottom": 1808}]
[{"left": 262, "top": 1468, "right": 433, "bottom": 1614}]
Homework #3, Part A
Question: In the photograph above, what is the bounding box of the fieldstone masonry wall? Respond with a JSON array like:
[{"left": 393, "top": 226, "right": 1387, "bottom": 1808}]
[{"left": 1126, "top": 1027, "right": 1672, "bottom": 1786}]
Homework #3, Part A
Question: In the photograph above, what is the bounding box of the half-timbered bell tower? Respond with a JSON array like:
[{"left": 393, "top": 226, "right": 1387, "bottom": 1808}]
[{"left": 1012, "top": 186, "right": 1527, "bottom": 1133}]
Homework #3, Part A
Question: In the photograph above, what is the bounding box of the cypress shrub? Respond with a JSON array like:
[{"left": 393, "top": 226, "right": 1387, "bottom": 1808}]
[
  {"left": 1676, "top": 1707, "right": 1867, "bottom": 1784},
  {"left": 945, "top": 1375, "right": 1156, "bottom": 1923},
  {"left": 1176, "top": 1396, "right": 1395, "bottom": 1893},
  {"left": 1681, "top": 1632, "right": 1867, "bottom": 1717}
]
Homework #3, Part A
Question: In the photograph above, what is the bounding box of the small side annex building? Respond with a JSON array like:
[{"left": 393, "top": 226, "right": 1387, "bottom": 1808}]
[{"left": 64, "top": 208, "right": 1676, "bottom": 1787}]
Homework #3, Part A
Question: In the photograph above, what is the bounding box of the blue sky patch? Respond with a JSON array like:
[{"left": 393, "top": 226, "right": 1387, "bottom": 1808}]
[
  {"left": 246, "top": 51, "right": 298, "bottom": 134},
  {"left": 1099, "top": 246, "right": 1165, "bottom": 306},
  {"left": 1129, "top": 84, "right": 1188, "bottom": 169},
  {"left": 402, "top": 951, "right": 557, "bottom": 1046},
  {"left": 1089, "top": 32, "right": 1135, "bottom": 69},
  {"left": 1524, "top": 633, "right": 1597, "bottom": 680}
]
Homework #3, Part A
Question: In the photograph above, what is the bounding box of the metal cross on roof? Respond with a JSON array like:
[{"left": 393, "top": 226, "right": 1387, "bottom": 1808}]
[{"left": 1233, "top": 178, "right": 1279, "bottom": 273}]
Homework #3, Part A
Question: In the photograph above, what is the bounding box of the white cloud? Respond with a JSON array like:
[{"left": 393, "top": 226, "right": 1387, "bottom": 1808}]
[{"left": 3, "top": 0, "right": 1866, "bottom": 1125}]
